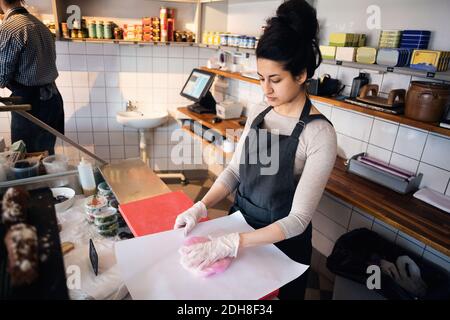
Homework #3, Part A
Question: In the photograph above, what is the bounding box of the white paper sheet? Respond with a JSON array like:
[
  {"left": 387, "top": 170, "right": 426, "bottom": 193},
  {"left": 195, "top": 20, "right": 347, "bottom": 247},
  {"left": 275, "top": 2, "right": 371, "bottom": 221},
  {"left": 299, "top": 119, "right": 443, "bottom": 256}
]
[{"left": 115, "top": 211, "right": 309, "bottom": 300}]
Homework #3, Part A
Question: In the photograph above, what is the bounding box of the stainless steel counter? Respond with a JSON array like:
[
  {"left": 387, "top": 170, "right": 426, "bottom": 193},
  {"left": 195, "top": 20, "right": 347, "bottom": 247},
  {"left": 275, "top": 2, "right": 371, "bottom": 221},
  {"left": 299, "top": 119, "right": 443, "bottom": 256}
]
[{"left": 99, "top": 158, "right": 171, "bottom": 204}]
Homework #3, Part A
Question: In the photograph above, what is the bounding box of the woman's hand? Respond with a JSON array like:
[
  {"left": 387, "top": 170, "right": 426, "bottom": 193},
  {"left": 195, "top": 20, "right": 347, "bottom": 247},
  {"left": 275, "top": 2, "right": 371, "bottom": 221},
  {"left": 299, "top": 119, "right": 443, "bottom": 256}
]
[
  {"left": 179, "top": 233, "right": 240, "bottom": 271},
  {"left": 173, "top": 201, "right": 208, "bottom": 235}
]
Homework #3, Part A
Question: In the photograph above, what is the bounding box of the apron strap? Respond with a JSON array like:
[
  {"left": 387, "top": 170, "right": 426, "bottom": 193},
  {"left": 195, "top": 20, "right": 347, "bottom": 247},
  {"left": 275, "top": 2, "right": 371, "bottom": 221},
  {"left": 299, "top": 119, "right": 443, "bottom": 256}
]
[
  {"left": 250, "top": 106, "right": 273, "bottom": 129},
  {"left": 290, "top": 98, "right": 312, "bottom": 139}
]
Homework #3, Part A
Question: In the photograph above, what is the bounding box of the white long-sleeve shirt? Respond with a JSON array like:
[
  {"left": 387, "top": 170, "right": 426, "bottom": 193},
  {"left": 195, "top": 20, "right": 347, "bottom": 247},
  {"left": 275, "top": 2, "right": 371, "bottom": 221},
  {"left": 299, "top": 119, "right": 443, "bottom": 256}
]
[{"left": 216, "top": 102, "right": 337, "bottom": 239}]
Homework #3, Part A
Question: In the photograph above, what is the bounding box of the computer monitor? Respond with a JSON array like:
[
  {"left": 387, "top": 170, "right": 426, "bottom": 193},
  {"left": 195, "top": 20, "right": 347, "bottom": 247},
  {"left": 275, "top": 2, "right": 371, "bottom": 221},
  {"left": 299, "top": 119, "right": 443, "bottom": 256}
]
[{"left": 180, "top": 68, "right": 216, "bottom": 114}]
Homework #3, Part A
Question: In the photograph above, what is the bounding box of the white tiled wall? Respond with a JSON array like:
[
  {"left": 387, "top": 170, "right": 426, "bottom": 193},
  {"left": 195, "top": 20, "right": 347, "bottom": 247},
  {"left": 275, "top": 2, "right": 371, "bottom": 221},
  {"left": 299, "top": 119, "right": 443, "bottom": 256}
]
[{"left": 1, "top": 41, "right": 215, "bottom": 170}]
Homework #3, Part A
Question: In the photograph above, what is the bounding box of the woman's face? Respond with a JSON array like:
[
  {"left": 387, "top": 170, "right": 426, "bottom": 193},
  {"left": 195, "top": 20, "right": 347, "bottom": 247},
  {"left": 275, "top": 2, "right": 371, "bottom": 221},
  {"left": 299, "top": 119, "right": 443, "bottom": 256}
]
[{"left": 257, "top": 58, "right": 306, "bottom": 107}]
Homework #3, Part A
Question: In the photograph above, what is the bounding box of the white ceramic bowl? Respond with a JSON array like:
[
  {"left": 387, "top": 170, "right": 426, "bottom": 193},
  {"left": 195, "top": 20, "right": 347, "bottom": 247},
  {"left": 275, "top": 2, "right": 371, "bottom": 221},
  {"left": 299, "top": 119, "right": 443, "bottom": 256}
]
[{"left": 51, "top": 187, "right": 76, "bottom": 213}]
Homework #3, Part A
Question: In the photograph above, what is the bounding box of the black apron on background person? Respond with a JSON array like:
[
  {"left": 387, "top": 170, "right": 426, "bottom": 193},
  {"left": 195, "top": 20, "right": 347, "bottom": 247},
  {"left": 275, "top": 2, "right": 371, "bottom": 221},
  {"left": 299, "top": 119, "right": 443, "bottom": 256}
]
[
  {"left": 10, "top": 82, "right": 64, "bottom": 155},
  {"left": 5, "top": 7, "right": 64, "bottom": 155},
  {"left": 229, "top": 98, "right": 333, "bottom": 300}
]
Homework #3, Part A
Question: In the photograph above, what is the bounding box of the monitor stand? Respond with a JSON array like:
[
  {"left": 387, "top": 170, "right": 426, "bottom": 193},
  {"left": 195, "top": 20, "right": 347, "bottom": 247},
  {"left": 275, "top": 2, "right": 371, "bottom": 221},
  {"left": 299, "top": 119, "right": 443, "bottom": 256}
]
[{"left": 187, "top": 91, "right": 216, "bottom": 114}]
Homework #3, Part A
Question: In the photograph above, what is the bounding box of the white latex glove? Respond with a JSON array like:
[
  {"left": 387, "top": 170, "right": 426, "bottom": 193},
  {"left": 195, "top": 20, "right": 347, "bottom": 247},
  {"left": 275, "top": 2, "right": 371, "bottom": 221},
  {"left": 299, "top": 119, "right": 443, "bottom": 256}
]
[
  {"left": 380, "top": 259, "right": 401, "bottom": 281},
  {"left": 173, "top": 201, "right": 207, "bottom": 235},
  {"left": 179, "top": 233, "right": 240, "bottom": 271},
  {"left": 395, "top": 256, "right": 427, "bottom": 297}
]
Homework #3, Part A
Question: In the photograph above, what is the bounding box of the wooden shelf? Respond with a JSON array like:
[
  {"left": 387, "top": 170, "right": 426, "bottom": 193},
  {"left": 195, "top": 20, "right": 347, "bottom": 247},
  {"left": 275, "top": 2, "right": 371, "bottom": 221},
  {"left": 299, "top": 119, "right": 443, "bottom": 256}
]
[
  {"left": 311, "top": 96, "right": 450, "bottom": 137},
  {"left": 59, "top": 39, "right": 256, "bottom": 56},
  {"left": 328, "top": 158, "right": 450, "bottom": 256},
  {"left": 177, "top": 107, "right": 246, "bottom": 142},
  {"left": 198, "top": 43, "right": 256, "bottom": 55},
  {"left": 59, "top": 38, "right": 197, "bottom": 46},
  {"left": 52, "top": 0, "right": 225, "bottom": 44},
  {"left": 200, "top": 66, "right": 259, "bottom": 84},
  {"left": 201, "top": 67, "right": 450, "bottom": 138}
]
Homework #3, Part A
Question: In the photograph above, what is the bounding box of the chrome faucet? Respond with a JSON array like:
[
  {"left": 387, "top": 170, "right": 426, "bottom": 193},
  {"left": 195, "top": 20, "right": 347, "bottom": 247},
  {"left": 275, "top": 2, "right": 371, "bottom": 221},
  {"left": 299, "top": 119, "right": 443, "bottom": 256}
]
[
  {"left": 126, "top": 100, "right": 137, "bottom": 112},
  {"left": 126, "top": 100, "right": 144, "bottom": 116}
]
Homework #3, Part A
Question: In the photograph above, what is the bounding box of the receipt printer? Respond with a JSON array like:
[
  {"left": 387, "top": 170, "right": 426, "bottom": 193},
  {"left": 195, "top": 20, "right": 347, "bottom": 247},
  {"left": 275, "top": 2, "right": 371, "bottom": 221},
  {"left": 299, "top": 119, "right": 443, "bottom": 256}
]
[{"left": 216, "top": 100, "right": 244, "bottom": 120}]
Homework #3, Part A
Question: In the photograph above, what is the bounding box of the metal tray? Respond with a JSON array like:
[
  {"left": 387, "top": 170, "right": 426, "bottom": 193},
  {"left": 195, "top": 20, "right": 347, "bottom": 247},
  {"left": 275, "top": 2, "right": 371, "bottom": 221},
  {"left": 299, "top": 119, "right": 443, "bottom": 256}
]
[{"left": 346, "top": 153, "right": 423, "bottom": 194}]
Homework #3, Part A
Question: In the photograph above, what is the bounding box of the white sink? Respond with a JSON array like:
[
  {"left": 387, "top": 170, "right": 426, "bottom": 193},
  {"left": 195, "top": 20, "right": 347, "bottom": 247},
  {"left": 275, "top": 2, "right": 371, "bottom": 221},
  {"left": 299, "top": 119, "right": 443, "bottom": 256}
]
[{"left": 116, "top": 110, "right": 168, "bottom": 130}]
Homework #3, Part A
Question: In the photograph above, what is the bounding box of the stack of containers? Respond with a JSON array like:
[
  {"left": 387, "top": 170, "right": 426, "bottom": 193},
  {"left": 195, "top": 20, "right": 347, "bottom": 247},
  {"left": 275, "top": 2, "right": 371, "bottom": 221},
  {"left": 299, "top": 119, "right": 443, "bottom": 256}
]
[
  {"left": 142, "top": 17, "right": 153, "bottom": 41},
  {"left": 322, "top": 33, "right": 366, "bottom": 61},
  {"left": 356, "top": 47, "right": 378, "bottom": 64},
  {"left": 410, "top": 50, "right": 450, "bottom": 72},
  {"left": 135, "top": 24, "right": 143, "bottom": 41},
  {"left": 123, "top": 24, "right": 135, "bottom": 40},
  {"left": 84, "top": 195, "right": 108, "bottom": 224},
  {"left": 376, "top": 48, "right": 413, "bottom": 67},
  {"left": 83, "top": 183, "right": 119, "bottom": 237},
  {"left": 319, "top": 45, "right": 337, "bottom": 60},
  {"left": 94, "top": 207, "right": 119, "bottom": 237},
  {"left": 378, "top": 30, "right": 402, "bottom": 48},
  {"left": 400, "top": 30, "right": 430, "bottom": 49},
  {"left": 335, "top": 47, "right": 357, "bottom": 62},
  {"left": 152, "top": 17, "right": 160, "bottom": 42}
]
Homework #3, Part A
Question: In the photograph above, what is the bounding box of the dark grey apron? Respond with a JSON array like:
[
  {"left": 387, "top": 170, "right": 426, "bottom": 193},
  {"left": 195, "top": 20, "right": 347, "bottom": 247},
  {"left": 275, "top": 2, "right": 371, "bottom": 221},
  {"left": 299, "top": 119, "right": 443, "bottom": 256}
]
[
  {"left": 6, "top": 7, "right": 64, "bottom": 155},
  {"left": 229, "top": 98, "right": 333, "bottom": 299}
]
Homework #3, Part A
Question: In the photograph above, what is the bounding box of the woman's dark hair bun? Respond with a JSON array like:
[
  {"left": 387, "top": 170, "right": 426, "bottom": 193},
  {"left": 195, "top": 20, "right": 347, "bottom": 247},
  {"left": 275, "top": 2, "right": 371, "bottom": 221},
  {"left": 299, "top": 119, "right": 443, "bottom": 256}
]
[{"left": 256, "top": 0, "right": 322, "bottom": 79}]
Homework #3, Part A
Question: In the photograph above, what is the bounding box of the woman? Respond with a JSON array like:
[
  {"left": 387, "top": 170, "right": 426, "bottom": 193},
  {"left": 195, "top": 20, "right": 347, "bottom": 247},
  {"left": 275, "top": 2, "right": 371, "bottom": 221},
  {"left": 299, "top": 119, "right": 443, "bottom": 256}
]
[{"left": 175, "top": 0, "right": 337, "bottom": 300}]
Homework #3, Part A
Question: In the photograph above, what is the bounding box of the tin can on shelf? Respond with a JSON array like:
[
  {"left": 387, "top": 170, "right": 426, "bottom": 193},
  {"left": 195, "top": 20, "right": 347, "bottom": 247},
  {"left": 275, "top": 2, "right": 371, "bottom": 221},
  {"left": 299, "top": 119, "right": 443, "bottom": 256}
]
[
  {"left": 104, "top": 21, "right": 113, "bottom": 39},
  {"left": 207, "top": 32, "right": 214, "bottom": 45},
  {"left": 248, "top": 36, "right": 256, "bottom": 49},
  {"left": 229, "top": 34, "right": 238, "bottom": 47},
  {"left": 167, "top": 17, "right": 175, "bottom": 42},
  {"left": 70, "top": 29, "right": 79, "bottom": 38},
  {"left": 219, "top": 33, "right": 228, "bottom": 46},
  {"left": 175, "top": 31, "right": 183, "bottom": 42},
  {"left": 187, "top": 32, "right": 195, "bottom": 43},
  {"left": 202, "top": 31, "right": 208, "bottom": 44},
  {"left": 88, "top": 21, "right": 96, "bottom": 38},
  {"left": 213, "top": 32, "right": 220, "bottom": 46},
  {"left": 61, "top": 22, "right": 70, "bottom": 38},
  {"left": 80, "top": 28, "right": 88, "bottom": 38},
  {"left": 61, "top": 22, "right": 68, "bottom": 33},
  {"left": 96, "top": 21, "right": 104, "bottom": 39},
  {"left": 114, "top": 27, "right": 123, "bottom": 40}
]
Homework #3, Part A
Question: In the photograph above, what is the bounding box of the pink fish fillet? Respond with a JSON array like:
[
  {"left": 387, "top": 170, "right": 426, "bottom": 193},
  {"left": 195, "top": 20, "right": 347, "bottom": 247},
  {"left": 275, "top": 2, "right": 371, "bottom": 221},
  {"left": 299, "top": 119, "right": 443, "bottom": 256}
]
[{"left": 183, "top": 236, "right": 232, "bottom": 277}]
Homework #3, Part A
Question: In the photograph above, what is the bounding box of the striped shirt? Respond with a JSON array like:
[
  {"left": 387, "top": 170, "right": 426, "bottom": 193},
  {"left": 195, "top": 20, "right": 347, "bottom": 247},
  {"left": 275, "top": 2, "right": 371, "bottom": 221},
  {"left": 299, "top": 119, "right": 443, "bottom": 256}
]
[{"left": 0, "top": 7, "right": 58, "bottom": 89}]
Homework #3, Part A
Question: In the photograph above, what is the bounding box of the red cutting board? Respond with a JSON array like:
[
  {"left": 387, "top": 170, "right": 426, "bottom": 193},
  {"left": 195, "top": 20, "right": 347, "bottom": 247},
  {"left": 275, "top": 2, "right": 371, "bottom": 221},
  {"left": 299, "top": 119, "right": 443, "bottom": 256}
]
[{"left": 119, "top": 191, "right": 195, "bottom": 237}]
